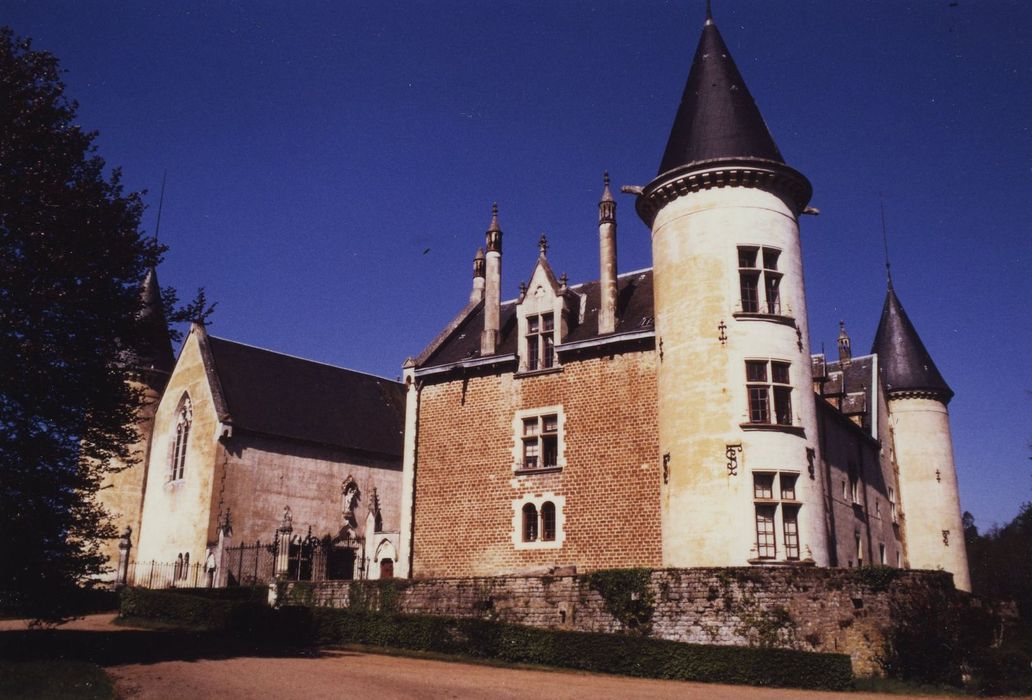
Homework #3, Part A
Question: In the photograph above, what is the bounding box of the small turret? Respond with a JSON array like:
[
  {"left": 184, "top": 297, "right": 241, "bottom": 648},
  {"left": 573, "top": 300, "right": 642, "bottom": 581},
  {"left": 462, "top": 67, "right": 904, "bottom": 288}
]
[
  {"left": 470, "top": 248, "right": 486, "bottom": 303},
  {"left": 837, "top": 321, "right": 852, "bottom": 364},
  {"left": 481, "top": 204, "right": 502, "bottom": 356},
  {"left": 598, "top": 172, "right": 618, "bottom": 335}
]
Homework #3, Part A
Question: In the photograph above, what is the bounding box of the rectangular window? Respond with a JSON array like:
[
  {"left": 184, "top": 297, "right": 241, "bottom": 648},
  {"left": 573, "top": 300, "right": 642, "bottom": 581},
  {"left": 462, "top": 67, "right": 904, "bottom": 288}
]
[
  {"left": 879, "top": 543, "right": 887, "bottom": 565},
  {"left": 755, "top": 505, "right": 777, "bottom": 559},
  {"left": 889, "top": 487, "right": 898, "bottom": 523},
  {"left": 781, "top": 474, "right": 797, "bottom": 501},
  {"left": 746, "top": 360, "right": 792, "bottom": 426},
  {"left": 856, "top": 532, "right": 863, "bottom": 567},
  {"left": 753, "top": 473, "right": 774, "bottom": 500},
  {"left": 849, "top": 463, "right": 860, "bottom": 505},
  {"left": 783, "top": 506, "right": 800, "bottom": 560},
  {"left": 738, "top": 246, "right": 783, "bottom": 315},
  {"left": 521, "top": 413, "right": 559, "bottom": 470},
  {"left": 526, "top": 313, "right": 555, "bottom": 371}
]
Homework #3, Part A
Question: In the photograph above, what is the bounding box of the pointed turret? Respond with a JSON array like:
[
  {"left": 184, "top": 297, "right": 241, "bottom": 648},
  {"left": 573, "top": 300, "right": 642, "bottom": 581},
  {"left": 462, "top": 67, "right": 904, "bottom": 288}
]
[
  {"left": 657, "top": 10, "right": 784, "bottom": 175},
  {"left": 135, "top": 267, "right": 175, "bottom": 386},
  {"left": 837, "top": 321, "right": 852, "bottom": 364},
  {"left": 598, "top": 171, "right": 618, "bottom": 335},
  {"left": 872, "top": 286, "right": 953, "bottom": 403},
  {"left": 481, "top": 204, "right": 503, "bottom": 356},
  {"left": 469, "top": 248, "right": 486, "bottom": 303}
]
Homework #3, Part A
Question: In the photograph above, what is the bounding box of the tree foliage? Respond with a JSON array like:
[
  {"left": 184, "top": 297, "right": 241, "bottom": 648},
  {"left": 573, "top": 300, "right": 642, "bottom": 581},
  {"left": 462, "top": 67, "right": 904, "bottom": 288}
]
[
  {"left": 0, "top": 27, "right": 211, "bottom": 620},
  {"left": 965, "top": 503, "right": 1032, "bottom": 615}
]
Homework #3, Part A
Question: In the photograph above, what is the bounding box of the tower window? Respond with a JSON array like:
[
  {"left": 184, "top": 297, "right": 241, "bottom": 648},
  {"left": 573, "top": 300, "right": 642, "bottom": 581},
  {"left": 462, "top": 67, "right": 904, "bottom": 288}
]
[
  {"left": 755, "top": 505, "right": 777, "bottom": 559},
  {"left": 753, "top": 473, "right": 774, "bottom": 500},
  {"left": 746, "top": 360, "right": 792, "bottom": 426},
  {"left": 526, "top": 313, "right": 555, "bottom": 371},
  {"left": 169, "top": 395, "right": 192, "bottom": 481},
  {"left": 783, "top": 506, "right": 800, "bottom": 560},
  {"left": 738, "top": 246, "right": 783, "bottom": 315},
  {"left": 888, "top": 487, "right": 898, "bottom": 523}
]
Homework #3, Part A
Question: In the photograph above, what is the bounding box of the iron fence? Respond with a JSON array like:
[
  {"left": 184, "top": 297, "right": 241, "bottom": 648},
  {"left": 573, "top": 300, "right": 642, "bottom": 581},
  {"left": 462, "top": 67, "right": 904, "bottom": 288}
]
[
  {"left": 126, "top": 560, "right": 209, "bottom": 589},
  {"left": 222, "top": 540, "right": 275, "bottom": 587}
]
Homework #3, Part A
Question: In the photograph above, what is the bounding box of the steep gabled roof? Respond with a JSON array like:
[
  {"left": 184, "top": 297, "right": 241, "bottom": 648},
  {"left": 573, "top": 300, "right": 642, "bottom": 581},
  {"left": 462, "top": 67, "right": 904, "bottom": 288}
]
[
  {"left": 203, "top": 335, "right": 405, "bottom": 457},
  {"left": 418, "top": 269, "right": 655, "bottom": 369},
  {"left": 871, "top": 286, "right": 953, "bottom": 403},
  {"left": 657, "top": 13, "right": 785, "bottom": 175}
]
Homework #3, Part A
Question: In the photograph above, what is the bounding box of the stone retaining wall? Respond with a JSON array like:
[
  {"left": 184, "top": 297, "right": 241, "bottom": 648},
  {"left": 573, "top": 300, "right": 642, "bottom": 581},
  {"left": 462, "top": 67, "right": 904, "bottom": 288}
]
[{"left": 277, "top": 566, "right": 970, "bottom": 676}]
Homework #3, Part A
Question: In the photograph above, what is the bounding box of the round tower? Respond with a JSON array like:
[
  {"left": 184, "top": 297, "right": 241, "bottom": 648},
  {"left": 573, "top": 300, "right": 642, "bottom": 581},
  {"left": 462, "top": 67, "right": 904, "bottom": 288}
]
[
  {"left": 873, "top": 284, "right": 970, "bottom": 591},
  {"left": 636, "top": 9, "right": 829, "bottom": 567}
]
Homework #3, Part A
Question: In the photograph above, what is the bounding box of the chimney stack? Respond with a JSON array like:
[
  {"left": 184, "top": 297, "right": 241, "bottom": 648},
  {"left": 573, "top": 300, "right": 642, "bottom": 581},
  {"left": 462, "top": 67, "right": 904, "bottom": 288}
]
[
  {"left": 598, "top": 172, "right": 618, "bottom": 335},
  {"left": 481, "top": 203, "right": 502, "bottom": 355},
  {"left": 470, "top": 247, "right": 486, "bottom": 303}
]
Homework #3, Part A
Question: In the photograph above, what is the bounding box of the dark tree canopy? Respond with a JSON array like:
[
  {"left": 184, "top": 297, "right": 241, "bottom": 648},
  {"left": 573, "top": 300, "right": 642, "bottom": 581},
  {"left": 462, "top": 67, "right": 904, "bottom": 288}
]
[{"left": 0, "top": 27, "right": 211, "bottom": 619}]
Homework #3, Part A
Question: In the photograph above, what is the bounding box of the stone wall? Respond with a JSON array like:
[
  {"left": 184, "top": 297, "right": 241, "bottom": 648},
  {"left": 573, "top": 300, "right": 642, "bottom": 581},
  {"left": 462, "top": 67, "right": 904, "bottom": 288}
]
[{"left": 280, "top": 566, "right": 969, "bottom": 676}]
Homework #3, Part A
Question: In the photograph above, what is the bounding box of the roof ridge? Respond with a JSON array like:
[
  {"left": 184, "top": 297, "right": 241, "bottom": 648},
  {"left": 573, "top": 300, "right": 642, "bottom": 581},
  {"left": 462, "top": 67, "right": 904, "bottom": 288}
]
[{"left": 207, "top": 335, "right": 401, "bottom": 385}]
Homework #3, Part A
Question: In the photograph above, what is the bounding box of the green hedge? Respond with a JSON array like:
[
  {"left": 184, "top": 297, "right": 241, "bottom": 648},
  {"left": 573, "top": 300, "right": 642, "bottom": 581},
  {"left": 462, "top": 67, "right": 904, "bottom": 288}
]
[
  {"left": 120, "top": 588, "right": 853, "bottom": 690},
  {"left": 303, "top": 608, "right": 853, "bottom": 690}
]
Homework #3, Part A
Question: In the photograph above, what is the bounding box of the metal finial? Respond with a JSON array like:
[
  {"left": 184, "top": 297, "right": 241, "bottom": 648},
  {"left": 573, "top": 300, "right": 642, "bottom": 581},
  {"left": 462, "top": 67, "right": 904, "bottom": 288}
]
[
  {"left": 705, "top": 0, "right": 714, "bottom": 25},
  {"left": 560, "top": 272, "right": 568, "bottom": 287},
  {"left": 538, "top": 233, "right": 548, "bottom": 256},
  {"left": 603, "top": 171, "right": 610, "bottom": 188}
]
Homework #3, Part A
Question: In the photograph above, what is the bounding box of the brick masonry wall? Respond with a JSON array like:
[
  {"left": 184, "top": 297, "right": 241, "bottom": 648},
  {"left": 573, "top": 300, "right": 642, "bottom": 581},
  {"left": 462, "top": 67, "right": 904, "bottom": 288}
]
[
  {"left": 282, "top": 567, "right": 967, "bottom": 676},
  {"left": 412, "top": 349, "right": 661, "bottom": 577}
]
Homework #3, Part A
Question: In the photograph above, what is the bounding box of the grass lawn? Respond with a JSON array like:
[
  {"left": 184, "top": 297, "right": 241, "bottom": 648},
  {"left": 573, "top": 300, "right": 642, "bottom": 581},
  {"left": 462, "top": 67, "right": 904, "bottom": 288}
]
[{"left": 0, "top": 660, "right": 115, "bottom": 700}]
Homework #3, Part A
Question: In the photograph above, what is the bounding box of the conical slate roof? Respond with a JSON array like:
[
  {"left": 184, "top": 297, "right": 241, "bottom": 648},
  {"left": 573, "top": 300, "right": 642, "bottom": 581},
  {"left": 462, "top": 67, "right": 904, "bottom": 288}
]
[
  {"left": 657, "top": 13, "right": 784, "bottom": 175},
  {"left": 871, "top": 285, "right": 953, "bottom": 402},
  {"left": 135, "top": 267, "right": 175, "bottom": 379}
]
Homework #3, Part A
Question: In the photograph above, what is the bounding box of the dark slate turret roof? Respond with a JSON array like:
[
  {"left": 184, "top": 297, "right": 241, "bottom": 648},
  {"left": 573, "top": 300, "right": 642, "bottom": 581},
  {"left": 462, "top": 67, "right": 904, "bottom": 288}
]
[
  {"left": 657, "top": 13, "right": 784, "bottom": 175},
  {"left": 205, "top": 336, "right": 405, "bottom": 458},
  {"left": 871, "top": 286, "right": 953, "bottom": 402},
  {"left": 134, "top": 267, "right": 175, "bottom": 380}
]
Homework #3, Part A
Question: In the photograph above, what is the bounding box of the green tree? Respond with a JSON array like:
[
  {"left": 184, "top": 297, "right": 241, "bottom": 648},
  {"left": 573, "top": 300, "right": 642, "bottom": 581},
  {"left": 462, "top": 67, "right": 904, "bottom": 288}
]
[{"left": 0, "top": 27, "right": 211, "bottom": 620}]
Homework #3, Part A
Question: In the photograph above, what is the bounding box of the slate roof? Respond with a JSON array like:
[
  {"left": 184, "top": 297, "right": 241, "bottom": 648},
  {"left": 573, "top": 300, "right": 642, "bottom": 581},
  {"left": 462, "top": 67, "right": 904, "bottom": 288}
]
[
  {"left": 657, "top": 13, "right": 784, "bottom": 175},
  {"left": 821, "top": 354, "right": 876, "bottom": 436},
  {"left": 205, "top": 335, "right": 405, "bottom": 457},
  {"left": 418, "top": 269, "right": 655, "bottom": 369},
  {"left": 133, "top": 267, "right": 176, "bottom": 379},
  {"left": 871, "top": 286, "right": 953, "bottom": 402}
]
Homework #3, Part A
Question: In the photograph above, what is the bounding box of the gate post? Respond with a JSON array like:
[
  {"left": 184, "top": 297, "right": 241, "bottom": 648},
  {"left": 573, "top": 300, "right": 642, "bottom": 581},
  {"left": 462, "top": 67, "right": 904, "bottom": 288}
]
[
  {"left": 274, "top": 505, "right": 293, "bottom": 578},
  {"left": 115, "top": 526, "right": 132, "bottom": 589}
]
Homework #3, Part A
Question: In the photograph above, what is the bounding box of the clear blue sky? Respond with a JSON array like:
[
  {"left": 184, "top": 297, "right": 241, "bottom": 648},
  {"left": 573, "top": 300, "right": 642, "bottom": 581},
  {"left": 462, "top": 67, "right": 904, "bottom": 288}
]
[{"left": 6, "top": 1, "right": 1031, "bottom": 527}]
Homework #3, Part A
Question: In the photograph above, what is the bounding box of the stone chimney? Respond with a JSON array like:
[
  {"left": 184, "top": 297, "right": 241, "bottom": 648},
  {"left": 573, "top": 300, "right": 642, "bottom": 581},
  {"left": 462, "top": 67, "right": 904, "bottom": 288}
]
[
  {"left": 598, "top": 172, "right": 618, "bottom": 335},
  {"left": 470, "top": 247, "right": 486, "bottom": 303},
  {"left": 481, "top": 203, "right": 502, "bottom": 355}
]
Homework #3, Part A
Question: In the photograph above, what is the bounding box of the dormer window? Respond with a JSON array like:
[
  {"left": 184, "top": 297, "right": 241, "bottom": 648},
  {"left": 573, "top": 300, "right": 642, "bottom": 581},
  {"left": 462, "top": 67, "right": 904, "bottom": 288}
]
[{"left": 527, "top": 313, "right": 555, "bottom": 371}]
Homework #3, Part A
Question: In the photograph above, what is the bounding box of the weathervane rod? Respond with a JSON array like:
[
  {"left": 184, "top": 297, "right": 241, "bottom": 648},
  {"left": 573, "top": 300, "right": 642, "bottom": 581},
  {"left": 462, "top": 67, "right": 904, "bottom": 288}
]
[
  {"left": 879, "top": 192, "right": 893, "bottom": 289},
  {"left": 154, "top": 170, "right": 168, "bottom": 242}
]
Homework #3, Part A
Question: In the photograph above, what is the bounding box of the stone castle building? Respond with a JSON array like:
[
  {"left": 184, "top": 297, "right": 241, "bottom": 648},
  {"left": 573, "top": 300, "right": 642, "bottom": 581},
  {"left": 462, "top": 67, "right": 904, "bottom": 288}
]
[
  {"left": 398, "top": 9, "right": 971, "bottom": 591},
  {"left": 102, "top": 8, "right": 970, "bottom": 595},
  {"left": 100, "top": 271, "right": 406, "bottom": 584}
]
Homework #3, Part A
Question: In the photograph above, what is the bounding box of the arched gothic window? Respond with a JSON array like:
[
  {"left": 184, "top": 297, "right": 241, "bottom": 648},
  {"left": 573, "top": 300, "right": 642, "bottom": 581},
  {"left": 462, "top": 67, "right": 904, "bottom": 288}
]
[{"left": 170, "top": 395, "right": 192, "bottom": 481}]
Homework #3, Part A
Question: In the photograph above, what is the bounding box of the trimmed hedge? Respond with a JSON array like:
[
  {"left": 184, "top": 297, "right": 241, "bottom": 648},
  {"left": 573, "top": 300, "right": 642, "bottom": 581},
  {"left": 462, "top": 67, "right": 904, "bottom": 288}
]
[{"left": 119, "top": 588, "right": 852, "bottom": 690}]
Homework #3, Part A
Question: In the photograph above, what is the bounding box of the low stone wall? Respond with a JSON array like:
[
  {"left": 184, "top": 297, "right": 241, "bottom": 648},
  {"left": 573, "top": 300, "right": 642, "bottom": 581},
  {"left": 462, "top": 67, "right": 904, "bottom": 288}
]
[{"left": 277, "top": 566, "right": 969, "bottom": 676}]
